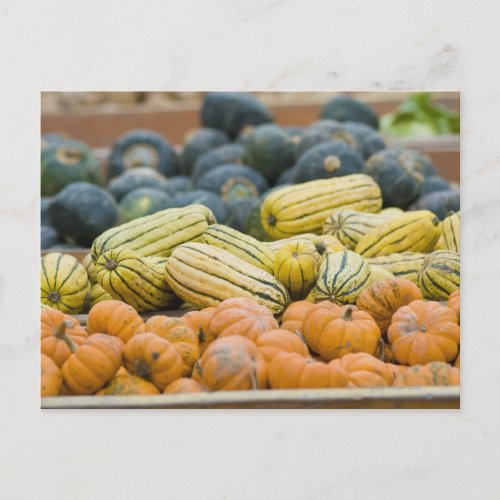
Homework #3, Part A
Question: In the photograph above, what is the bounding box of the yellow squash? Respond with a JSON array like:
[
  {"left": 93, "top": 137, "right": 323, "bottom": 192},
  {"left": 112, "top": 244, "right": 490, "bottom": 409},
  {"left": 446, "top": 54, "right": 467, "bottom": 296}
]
[
  {"left": 441, "top": 211, "right": 460, "bottom": 252},
  {"left": 418, "top": 250, "right": 460, "bottom": 300},
  {"left": 355, "top": 210, "right": 441, "bottom": 257},
  {"left": 366, "top": 252, "right": 426, "bottom": 284},
  {"left": 260, "top": 174, "right": 382, "bottom": 239},
  {"left": 41, "top": 252, "right": 91, "bottom": 314}
]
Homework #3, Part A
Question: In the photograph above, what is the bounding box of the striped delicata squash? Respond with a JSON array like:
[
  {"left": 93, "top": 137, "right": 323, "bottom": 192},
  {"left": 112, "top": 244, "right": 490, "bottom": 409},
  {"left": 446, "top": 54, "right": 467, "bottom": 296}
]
[
  {"left": 355, "top": 210, "right": 441, "bottom": 257},
  {"left": 310, "top": 250, "right": 371, "bottom": 305},
  {"left": 266, "top": 233, "right": 327, "bottom": 256},
  {"left": 441, "top": 211, "right": 460, "bottom": 252},
  {"left": 418, "top": 250, "right": 460, "bottom": 300},
  {"left": 322, "top": 209, "right": 400, "bottom": 249},
  {"left": 260, "top": 174, "right": 382, "bottom": 239},
  {"left": 91, "top": 204, "right": 216, "bottom": 261},
  {"left": 95, "top": 248, "right": 179, "bottom": 312},
  {"left": 273, "top": 239, "right": 319, "bottom": 301},
  {"left": 201, "top": 224, "right": 275, "bottom": 274},
  {"left": 366, "top": 252, "right": 426, "bottom": 284},
  {"left": 165, "top": 242, "right": 290, "bottom": 315},
  {"left": 41, "top": 252, "right": 91, "bottom": 314}
]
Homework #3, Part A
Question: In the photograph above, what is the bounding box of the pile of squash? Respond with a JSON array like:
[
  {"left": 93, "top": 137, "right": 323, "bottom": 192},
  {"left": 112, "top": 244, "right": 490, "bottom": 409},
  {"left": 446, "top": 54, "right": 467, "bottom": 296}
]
[
  {"left": 41, "top": 286, "right": 460, "bottom": 397},
  {"left": 40, "top": 93, "right": 460, "bottom": 397}
]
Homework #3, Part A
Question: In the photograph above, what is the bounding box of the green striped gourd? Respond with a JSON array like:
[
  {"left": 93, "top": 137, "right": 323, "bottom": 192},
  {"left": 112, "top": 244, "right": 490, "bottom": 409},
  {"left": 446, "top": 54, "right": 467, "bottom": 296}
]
[
  {"left": 260, "top": 174, "right": 382, "bottom": 239},
  {"left": 366, "top": 252, "right": 426, "bottom": 284},
  {"left": 95, "top": 248, "right": 178, "bottom": 312},
  {"left": 441, "top": 211, "right": 460, "bottom": 252},
  {"left": 201, "top": 224, "right": 275, "bottom": 273},
  {"left": 41, "top": 252, "right": 91, "bottom": 314},
  {"left": 83, "top": 253, "right": 97, "bottom": 283},
  {"left": 88, "top": 283, "right": 113, "bottom": 308},
  {"left": 355, "top": 210, "right": 441, "bottom": 257},
  {"left": 165, "top": 242, "right": 290, "bottom": 315},
  {"left": 91, "top": 204, "right": 216, "bottom": 261},
  {"left": 322, "top": 209, "right": 400, "bottom": 249},
  {"left": 265, "top": 233, "right": 327, "bottom": 259},
  {"left": 310, "top": 250, "right": 371, "bottom": 305},
  {"left": 418, "top": 250, "right": 460, "bottom": 300}
]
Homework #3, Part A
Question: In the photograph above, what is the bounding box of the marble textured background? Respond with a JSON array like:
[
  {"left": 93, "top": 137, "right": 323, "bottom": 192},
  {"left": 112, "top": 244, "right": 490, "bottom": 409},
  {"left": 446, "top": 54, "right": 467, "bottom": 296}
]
[{"left": 0, "top": 0, "right": 498, "bottom": 497}]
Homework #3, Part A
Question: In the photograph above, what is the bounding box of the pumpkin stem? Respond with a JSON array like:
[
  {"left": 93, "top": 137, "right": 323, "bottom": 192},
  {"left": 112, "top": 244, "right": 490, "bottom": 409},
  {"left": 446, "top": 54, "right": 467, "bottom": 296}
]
[
  {"left": 58, "top": 321, "right": 78, "bottom": 353},
  {"left": 315, "top": 241, "right": 327, "bottom": 255},
  {"left": 267, "top": 215, "right": 277, "bottom": 227},
  {"left": 105, "top": 258, "right": 117, "bottom": 271},
  {"left": 375, "top": 337, "right": 385, "bottom": 361},
  {"left": 250, "top": 365, "right": 259, "bottom": 390},
  {"left": 342, "top": 306, "right": 355, "bottom": 321}
]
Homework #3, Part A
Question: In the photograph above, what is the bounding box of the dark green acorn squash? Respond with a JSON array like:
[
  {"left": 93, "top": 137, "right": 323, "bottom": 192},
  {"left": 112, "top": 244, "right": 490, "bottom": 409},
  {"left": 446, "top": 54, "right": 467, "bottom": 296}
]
[
  {"left": 224, "top": 198, "right": 258, "bottom": 232},
  {"left": 107, "top": 167, "right": 172, "bottom": 201},
  {"left": 410, "top": 189, "right": 459, "bottom": 220},
  {"left": 41, "top": 197, "right": 53, "bottom": 226},
  {"left": 293, "top": 142, "right": 365, "bottom": 183},
  {"left": 166, "top": 175, "right": 192, "bottom": 194},
  {"left": 109, "top": 129, "right": 178, "bottom": 178},
  {"left": 276, "top": 166, "right": 296, "bottom": 185},
  {"left": 244, "top": 198, "right": 272, "bottom": 242},
  {"left": 195, "top": 164, "right": 269, "bottom": 202},
  {"left": 297, "top": 120, "right": 361, "bottom": 158},
  {"left": 179, "top": 127, "right": 229, "bottom": 175},
  {"left": 118, "top": 187, "right": 175, "bottom": 222},
  {"left": 41, "top": 133, "right": 71, "bottom": 151},
  {"left": 243, "top": 124, "right": 298, "bottom": 183},
  {"left": 373, "top": 148, "right": 437, "bottom": 177},
  {"left": 41, "top": 225, "right": 62, "bottom": 249},
  {"left": 422, "top": 175, "right": 451, "bottom": 194},
  {"left": 366, "top": 150, "right": 425, "bottom": 209},
  {"left": 321, "top": 96, "right": 379, "bottom": 129},
  {"left": 192, "top": 144, "right": 246, "bottom": 183},
  {"left": 48, "top": 182, "right": 119, "bottom": 247},
  {"left": 201, "top": 92, "right": 273, "bottom": 139},
  {"left": 41, "top": 140, "right": 104, "bottom": 196},
  {"left": 342, "top": 121, "right": 386, "bottom": 159},
  {"left": 173, "top": 189, "right": 229, "bottom": 223}
]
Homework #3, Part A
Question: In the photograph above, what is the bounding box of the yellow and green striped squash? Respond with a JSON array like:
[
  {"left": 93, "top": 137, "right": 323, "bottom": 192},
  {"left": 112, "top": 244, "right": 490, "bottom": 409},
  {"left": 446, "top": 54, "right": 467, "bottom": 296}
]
[
  {"left": 41, "top": 252, "right": 91, "bottom": 314},
  {"left": 91, "top": 204, "right": 216, "bottom": 261},
  {"left": 366, "top": 252, "right": 426, "bottom": 284},
  {"left": 266, "top": 233, "right": 327, "bottom": 256},
  {"left": 418, "top": 250, "right": 460, "bottom": 300},
  {"left": 355, "top": 210, "right": 441, "bottom": 257},
  {"left": 273, "top": 240, "right": 319, "bottom": 301},
  {"left": 322, "top": 209, "right": 400, "bottom": 249},
  {"left": 366, "top": 265, "right": 395, "bottom": 286},
  {"left": 201, "top": 224, "right": 275, "bottom": 274},
  {"left": 82, "top": 253, "right": 97, "bottom": 284},
  {"left": 95, "top": 247, "right": 178, "bottom": 312},
  {"left": 310, "top": 250, "right": 371, "bottom": 305},
  {"left": 260, "top": 174, "right": 382, "bottom": 240},
  {"left": 441, "top": 211, "right": 460, "bottom": 252},
  {"left": 165, "top": 242, "right": 290, "bottom": 316},
  {"left": 88, "top": 283, "right": 113, "bottom": 309}
]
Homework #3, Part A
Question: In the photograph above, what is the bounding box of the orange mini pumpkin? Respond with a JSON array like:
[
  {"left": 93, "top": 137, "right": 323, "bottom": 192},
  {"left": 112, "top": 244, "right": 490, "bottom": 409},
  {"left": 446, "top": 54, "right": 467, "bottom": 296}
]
[
  {"left": 192, "top": 335, "right": 267, "bottom": 391},
  {"left": 302, "top": 304, "right": 381, "bottom": 361},
  {"left": 393, "top": 361, "right": 460, "bottom": 386},
  {"left": 61, "top": 333, "right": 123, "bottom": 395},
  {"left": 330, "top": 353, "right": 393, "bottom": 388},
  {"left": 123, "top": 333, "right": 185, "bottom": 390},
  {"left": 96, "top": 367, "right": 159, "bottom": 396},
  {"left": 387, "top": 300, "right": 460, "bottom": 366},
  {"left": 356, "top": 278, "right": 423, "bottom": 334},
  {"left": 280, "top": 301, "right": 316, "bottom": 334},
  {"left": 448, "top": 289, "right": 460, "bottom": 323},
  {"left": 454, "top": 352, "right": 460, "bottom": 368},
  {"left": 41, "top": 354, "right": 63, "bottom": 397},
  {"left": 87, "top": 300, "right": 145, "bottom": 343},
  {"left": 181, "top": 307, "right": 216, "bottom": 354},
  {"left": 267, "top": 352, "right": 348, "bottom": 389},
  {"left": 163, "top": 378, "right": 209, "bottom": 394},
  {"left": 207, "top": 297, "right": 279, "bottom": 343},
  {"left": 41, "top": 308, "right": 87, "bottom": 368},
  {"left": 386, "top": 363, "right": 407, "bottom": 383},
  {"left": 145, "top": 316, "right": 200, "bottom": 376},
  {"left": 255, "top": 329, "right": 310, "bottom": 363}
]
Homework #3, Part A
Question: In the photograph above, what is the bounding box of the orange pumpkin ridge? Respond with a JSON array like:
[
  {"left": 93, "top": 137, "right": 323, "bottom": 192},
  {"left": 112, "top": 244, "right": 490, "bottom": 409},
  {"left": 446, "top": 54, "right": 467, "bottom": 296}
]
[
  {"left": 255, "top": 328, "right": 310, "bottom": 363},
  {"left": 329, "top": 353, "right": 393, "bottom": 388},
  {"left": 280, "top": 300, "right": 316, "bottom": 334},
  {"left": 145, "top": 316, "right": 200, "bottom": 376},
  {"left": 164, "top": 378, "right": 209, "bottom": 394},
  {"left": 41, "top": 308, "right": 87, "bottom": 368},
  {"left": 302, "top": 304, "right": 381, "bottom": 361},
  {"left": 41, "top": 354, "right": 63, "bottom": 397},
  {"left": 387, "top": 300, "right": 460, "bottom": 366},
  {"left": 181, "top": 307, "right": 216, "bottom": 353},
  {"left": 356, "top": 278, "right": 423, "bottom": 334},
  {"left": 393, "top": 362, "right": 459, "bottom": 386}
]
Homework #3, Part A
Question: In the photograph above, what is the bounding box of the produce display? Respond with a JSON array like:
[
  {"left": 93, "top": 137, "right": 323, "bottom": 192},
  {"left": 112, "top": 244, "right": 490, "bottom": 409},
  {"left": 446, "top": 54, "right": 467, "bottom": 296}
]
[{"left": 40, "top": 92, "right": 460, "bottom": 404}]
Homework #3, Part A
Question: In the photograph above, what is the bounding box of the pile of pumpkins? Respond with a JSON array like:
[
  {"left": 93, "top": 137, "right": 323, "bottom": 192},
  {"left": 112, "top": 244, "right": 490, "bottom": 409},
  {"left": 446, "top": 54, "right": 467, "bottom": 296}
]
[
  {"left": 41, "top": 92, "right": 459, "bottom": 251},
  {"left": 41, "top": 287, "right": 460, "bottom": 397}
]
